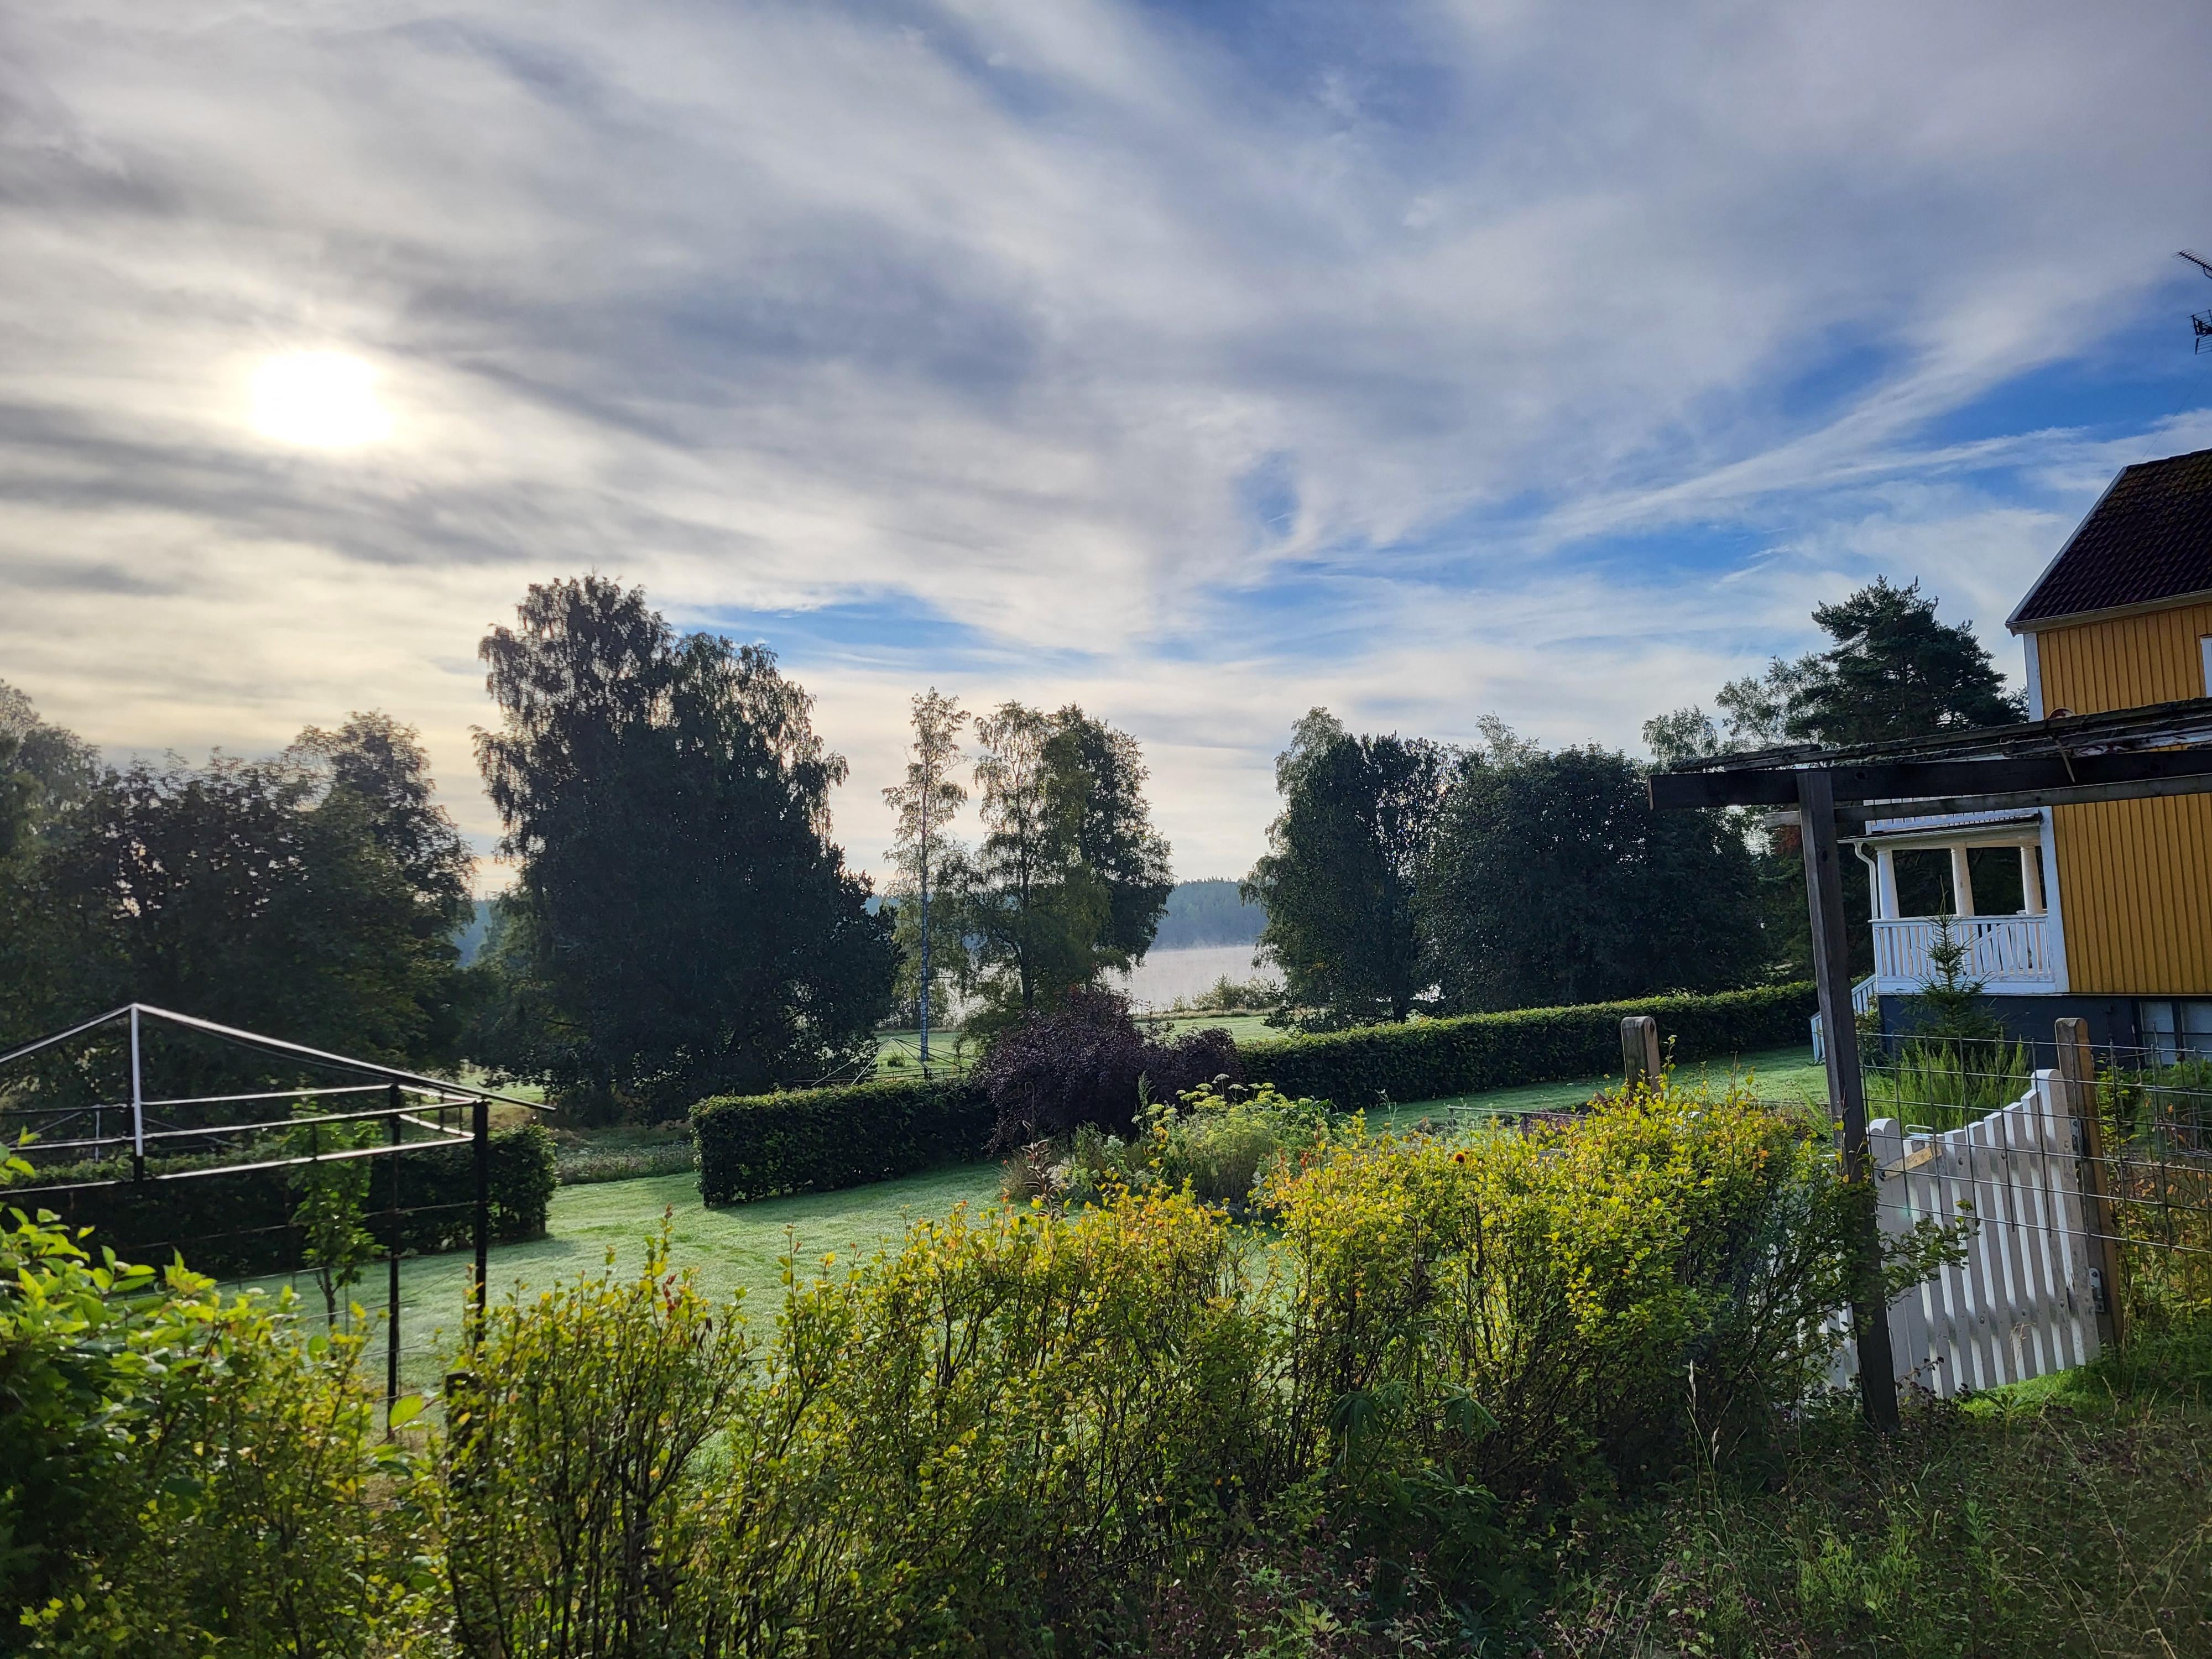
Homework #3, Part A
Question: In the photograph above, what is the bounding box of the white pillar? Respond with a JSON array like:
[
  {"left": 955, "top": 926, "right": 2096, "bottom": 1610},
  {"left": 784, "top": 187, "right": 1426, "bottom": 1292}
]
[
  {"left": 1877, "top": 848, "right": 1901, "bottom": 920},
  {"left": 1949, "top": 846, "right": 1975, "bottom": 917},
  {"left": 2020, "top": 843, "right": 2046, "bottom": 914}
]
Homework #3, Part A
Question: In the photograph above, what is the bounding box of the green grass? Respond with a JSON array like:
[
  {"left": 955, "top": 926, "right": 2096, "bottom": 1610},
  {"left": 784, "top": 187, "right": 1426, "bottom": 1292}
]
[{"left": 243, "top": 1160, "right": 1006, "bottom": 1397}]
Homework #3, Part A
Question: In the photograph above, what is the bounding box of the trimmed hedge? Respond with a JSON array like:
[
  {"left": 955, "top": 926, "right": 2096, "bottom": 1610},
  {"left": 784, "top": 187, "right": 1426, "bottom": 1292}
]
[
  {"left": 690, "top": 984, "right": 1817, "bottom": 1206},
  {"left": 692, "top": 1077, "right": 990, "bottom": 1206},
  {"left": 1239, "top": 983, "right": 1818, "bottom": 1110},
  {"left": 12, "top": 1124, "right": 559, "bottom": 1281}
]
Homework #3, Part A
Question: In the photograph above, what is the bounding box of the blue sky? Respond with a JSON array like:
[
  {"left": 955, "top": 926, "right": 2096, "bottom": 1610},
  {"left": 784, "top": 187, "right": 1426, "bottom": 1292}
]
[{"left": 3, "top": 0, "right": 2211, "bottom": 885}]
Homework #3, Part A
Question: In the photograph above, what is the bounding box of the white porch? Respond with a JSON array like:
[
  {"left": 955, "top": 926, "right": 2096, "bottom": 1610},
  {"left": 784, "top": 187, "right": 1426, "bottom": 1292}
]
[{"left": 1854, "top": 810, "right": 2064, "bottom": 998}]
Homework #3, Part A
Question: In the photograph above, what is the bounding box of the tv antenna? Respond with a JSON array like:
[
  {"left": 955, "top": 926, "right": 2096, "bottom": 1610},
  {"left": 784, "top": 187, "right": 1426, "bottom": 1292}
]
[{"left": 2180, "top": 251, "right": 2212, "bottom": 353}]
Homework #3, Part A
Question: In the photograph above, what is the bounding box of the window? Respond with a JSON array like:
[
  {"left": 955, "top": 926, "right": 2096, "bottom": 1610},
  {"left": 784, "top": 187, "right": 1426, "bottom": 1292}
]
[
  {"left": 2201, "top": 635, "right": 2212, "bottom": 697},
  {"left": 2138, "top": 999, "right": 2212, "bottom": 1067}
]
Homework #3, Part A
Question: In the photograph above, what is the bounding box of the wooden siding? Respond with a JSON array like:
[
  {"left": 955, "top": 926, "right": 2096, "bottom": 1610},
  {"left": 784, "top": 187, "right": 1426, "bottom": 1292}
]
[{"left": 2037, "top": 600, "right": 2212, "bottom": 994}]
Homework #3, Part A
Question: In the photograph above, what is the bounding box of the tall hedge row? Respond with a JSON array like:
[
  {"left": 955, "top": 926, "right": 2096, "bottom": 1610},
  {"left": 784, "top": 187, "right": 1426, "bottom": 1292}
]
[
  {"left": 1239, "top": 983, "right": 1818, "bottom": 1110},
  {"left": 13, "top": 1124, "right": 559, "bottom": 1281},
  {"left": 692, "top": 1078, "right": 992, "bottom": 1206},
  {"left": 690, "top": 983, "right": 1817, "bottom": 1205}
]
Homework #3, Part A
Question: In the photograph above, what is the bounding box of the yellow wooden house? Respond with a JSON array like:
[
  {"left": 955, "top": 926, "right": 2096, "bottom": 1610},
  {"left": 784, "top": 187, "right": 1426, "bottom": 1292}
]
[{"left": 1848, "top": 445, "right": 2212, "bottom": 1058}]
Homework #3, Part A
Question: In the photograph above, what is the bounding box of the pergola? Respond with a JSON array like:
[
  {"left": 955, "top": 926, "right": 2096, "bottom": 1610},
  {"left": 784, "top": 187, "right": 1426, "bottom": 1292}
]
[
  {"left": 1650, "top": 696, "right": 2212, "bottom": 1427},
  {"left": 0, "top": 1003, "right": 546, "bottom": 1416}
]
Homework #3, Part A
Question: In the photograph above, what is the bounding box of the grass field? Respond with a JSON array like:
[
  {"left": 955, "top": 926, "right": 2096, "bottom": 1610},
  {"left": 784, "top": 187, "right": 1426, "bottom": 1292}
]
[{"left": 267, "top": 1044, "right": 1827, "bottom": 1395}]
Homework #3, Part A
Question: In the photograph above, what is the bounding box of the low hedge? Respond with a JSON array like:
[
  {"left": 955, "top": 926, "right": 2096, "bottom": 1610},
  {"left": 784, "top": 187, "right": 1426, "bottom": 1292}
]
[
  {"left": 11, "top": 1123, "right": 558, "bottom": 1281},
  {"left": 1239, "top": 983, "right": 1817, "bottom": 1109},
  {"left": 690, "top": 984, "right": 1817, "bottom": 1206},
  {"left": 692, "top": 1077, "right": 990, "bottom": 1206}
]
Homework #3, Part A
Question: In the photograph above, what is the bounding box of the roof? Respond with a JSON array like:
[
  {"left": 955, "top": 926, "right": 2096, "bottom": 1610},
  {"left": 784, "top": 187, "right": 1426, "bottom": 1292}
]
[
  {"left": 2009, "top": 446, "right": 2212, "bottom": 630},
  {"left": 1853, "top": 808, "right": 2042, "bottom": 839}
]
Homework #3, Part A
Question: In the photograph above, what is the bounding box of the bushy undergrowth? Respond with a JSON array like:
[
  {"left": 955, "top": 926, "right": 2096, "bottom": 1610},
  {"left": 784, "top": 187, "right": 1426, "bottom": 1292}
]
[
  {"left": 1543, "top": 1331, "right": 2212, "bottom": 1657},
  {"left": 1865, "top": 1035, "right": 2036, "bottom": 1129},
  {"left": 18, "top": 1073, "right": 1919, "bottom": 1656},
  {"left": 1008, "top": 1080, "right": 1340, "bottom": 1212},
  {"left": 1, "top": 1149, "right": 427, "bottom": 1655}
]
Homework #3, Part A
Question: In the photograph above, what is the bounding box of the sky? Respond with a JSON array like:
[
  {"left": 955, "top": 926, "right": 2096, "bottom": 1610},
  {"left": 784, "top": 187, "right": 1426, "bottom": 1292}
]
[{"left": 5, "top": 0, "right": 2212, "bottom": 892}]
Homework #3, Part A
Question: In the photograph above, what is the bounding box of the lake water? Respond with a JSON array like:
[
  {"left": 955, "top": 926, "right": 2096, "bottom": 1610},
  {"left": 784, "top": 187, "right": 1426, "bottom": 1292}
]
[{"left": 1107, "top": 943, "right": 1279, "bottom": 1010}]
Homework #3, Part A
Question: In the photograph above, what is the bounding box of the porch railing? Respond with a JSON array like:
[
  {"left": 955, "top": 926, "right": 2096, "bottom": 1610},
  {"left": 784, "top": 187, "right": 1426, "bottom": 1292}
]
[{"left": 1871, "top": 915, "right": 2052, "bottom": 986}]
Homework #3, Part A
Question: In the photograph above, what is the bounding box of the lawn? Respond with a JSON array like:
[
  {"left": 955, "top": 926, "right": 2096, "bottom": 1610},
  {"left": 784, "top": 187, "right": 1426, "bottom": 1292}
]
[{"left": 275, "top": 1043, "right": 1827, "bottom": 1394}]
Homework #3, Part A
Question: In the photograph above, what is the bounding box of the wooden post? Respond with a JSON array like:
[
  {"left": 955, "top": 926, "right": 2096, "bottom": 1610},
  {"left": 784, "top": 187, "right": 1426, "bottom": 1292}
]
[
  {"left": 2055, "top": 1017, "right": 2126, "bottom": 1352},
  {"left": 1621, "top": 1016, "right": 1661, "bottom": 1088},
  {"left": 1798, "top": 769, "right": 1900, "bottom": 1431}
]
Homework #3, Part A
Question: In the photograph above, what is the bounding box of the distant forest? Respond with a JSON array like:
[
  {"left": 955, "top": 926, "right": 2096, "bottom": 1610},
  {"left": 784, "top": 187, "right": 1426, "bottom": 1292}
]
[
  {"left": 1149, "top": 879, "right": 1264, "bottom": 950},
  {"left": 459, "top": 879, "right": 1262, "bottom": 967}
]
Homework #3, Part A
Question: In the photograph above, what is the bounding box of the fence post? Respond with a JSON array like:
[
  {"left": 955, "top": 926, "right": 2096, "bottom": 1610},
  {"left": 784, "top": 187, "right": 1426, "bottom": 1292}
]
[
  {"left": 1621, "top": 1016, "right": 1661, "bottom": 1088},
  {"left": 386, "top": 1081, "right": 403, "bottom": 1432},
  {"left": 1798, "top": 769, "right": 1900, "bottom": 1432},
  {"left": 471, "top": 1095, "right": 490, "bottom": 1347},
  {"left": 2055, "top": 1018, "right": 2126, "bottom": 1352}
]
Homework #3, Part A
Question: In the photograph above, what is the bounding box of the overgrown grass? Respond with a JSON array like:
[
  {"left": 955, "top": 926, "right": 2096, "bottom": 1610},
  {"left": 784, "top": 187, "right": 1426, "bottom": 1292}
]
[
  {"left": 1545, "top": 1324, "right": 2212, "bottom": 1657},
  {"left": 1865, "top": 1036, "right": 2038, "bottom": 1130}
]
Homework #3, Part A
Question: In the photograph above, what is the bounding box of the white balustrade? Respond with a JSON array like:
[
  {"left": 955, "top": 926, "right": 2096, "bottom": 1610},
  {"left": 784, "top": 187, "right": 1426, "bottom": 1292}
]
[{"left": 1871, "top": 915, "right": 2052, "bottom": 988}]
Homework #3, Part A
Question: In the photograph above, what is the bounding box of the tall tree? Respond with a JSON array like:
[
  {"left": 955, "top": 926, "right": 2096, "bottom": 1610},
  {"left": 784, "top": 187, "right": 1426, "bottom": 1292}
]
[
  {"left": 1645, "top": 576, "right": 2022, "bottom": 980},
  {"left": 0, "top": 685, "right": 98, "bottom": 1044},
  {"left": 1243, "top": 710, "right": 1453, "bottom": 1027},
  {"left": 966, "top": 701, "right": 1171, "bottom": 1029},
  {"left": 881, "top": 689, "right": 969, "bottom": 1072},
  {"left": 36, "top": 757, "right": 452, "bottom": 1073},
  {"left": 1422, "top": 738, "right": 1767, "bottom": 1012},
  {"left": 293, "top": 712, "right": 474, "bottom": 926},
  {"left": 473, "top": 576, "right": 891, "bottom": 1115}
]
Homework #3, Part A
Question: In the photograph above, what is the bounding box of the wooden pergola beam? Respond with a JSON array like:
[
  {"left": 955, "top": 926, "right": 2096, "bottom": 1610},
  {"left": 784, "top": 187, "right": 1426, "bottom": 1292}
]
[{"left": 1650, "top": 746, "right": 2212, "bottom": 812}]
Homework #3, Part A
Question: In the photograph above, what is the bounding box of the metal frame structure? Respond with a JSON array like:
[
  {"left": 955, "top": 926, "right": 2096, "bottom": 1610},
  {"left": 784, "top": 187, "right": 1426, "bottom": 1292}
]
[
  {"left": 1650, "top": 696, "right": 2212, "bottom": 1429},
  {"left": 0, "top": 1004, "right": 547, "bottom": 1414}
]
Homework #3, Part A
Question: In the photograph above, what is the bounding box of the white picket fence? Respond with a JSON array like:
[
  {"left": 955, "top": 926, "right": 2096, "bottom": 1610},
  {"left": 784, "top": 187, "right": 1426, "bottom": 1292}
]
[{"left": 1829, "top": 1069, "right": 2104, "bottom": 1398}]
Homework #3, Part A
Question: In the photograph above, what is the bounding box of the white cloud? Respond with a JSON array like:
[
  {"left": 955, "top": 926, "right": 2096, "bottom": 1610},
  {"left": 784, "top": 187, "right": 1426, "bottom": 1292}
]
[{"left": 2, "top": 0, "right": 2209, "bottom": 889}]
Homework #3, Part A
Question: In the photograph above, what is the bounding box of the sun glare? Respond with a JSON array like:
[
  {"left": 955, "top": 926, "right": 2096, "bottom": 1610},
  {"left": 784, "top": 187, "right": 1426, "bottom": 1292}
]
[{"left": 250, "top": 351, "right": 393, "bottom": 448}]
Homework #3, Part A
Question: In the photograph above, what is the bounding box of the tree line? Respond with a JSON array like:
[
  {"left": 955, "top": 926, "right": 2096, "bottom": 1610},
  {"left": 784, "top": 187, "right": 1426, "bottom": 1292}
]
[
  {"left": 1248, "top": 577, "right": 2023, "bottom": 1029},
  {"left": 0, "top": 575, "right": 1177, "bottom": 1120},
  {"left": 0, "top": 570, "right": 2015, "bottom": 1112}
]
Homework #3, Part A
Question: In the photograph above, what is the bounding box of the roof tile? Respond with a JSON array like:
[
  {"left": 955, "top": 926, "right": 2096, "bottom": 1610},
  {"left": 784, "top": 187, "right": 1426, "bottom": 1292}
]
[{"left": 2011, "top": 446, "right": 2212, "bottom": 627}]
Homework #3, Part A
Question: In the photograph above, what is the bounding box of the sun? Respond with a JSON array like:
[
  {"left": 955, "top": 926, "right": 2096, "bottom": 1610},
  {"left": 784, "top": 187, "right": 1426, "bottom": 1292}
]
[{"left": 249, "top": 351, "right": 393, "bottom": 448}]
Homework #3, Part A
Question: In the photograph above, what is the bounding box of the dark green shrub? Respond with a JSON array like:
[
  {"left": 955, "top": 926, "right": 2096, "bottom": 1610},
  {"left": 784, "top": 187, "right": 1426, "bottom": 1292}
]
[
  {"left": 691, "top": 1076, "right": 992, "bottom": 1204},
  {"left": 1239, "top": 982, "right": 1815, "bottom": 1109},
  {"left": 691, "top": 985, "right": 1816, "bottom": 1207},
  {"left": 975, "top": 988, "right": 1241, "bottom": 1150},
  {"left": 15, "top": 1122, "right": 557, "bottom": 1280}
]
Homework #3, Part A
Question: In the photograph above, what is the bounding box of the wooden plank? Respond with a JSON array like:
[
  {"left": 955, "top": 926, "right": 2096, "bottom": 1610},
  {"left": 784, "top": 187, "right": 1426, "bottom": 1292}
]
[{"left": 1650, "top": 747, "right": 2212, "bottom": 811}]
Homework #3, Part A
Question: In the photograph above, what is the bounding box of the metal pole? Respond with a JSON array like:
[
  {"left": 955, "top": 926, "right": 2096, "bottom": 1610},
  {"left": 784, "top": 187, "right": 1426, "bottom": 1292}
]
[
  {"left": 470, "top": 1095, "right": 489, "bottom": 1345},
  {"left": 1797, "top": 769, "right": 1900, "bottom": 1432},
  {"left": 128, "top": 1004, "right": 145, "bottom": 1182},
  {"left": 386, "top": 1081, "right": 403, "bottom": 1431}
]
